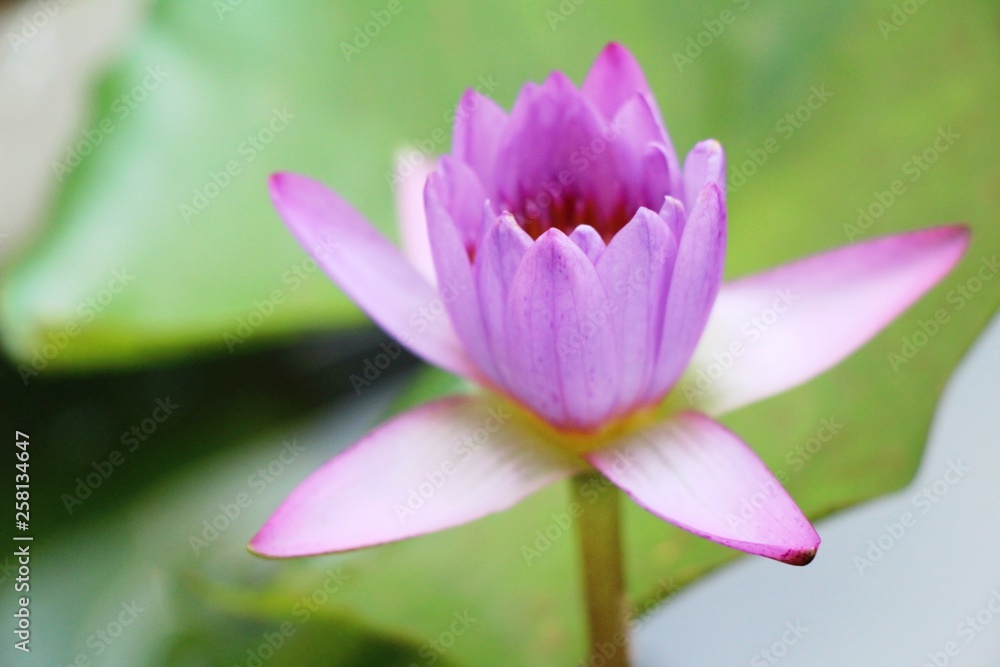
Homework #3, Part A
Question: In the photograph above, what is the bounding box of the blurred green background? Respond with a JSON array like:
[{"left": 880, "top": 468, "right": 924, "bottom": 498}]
[{"left": 1, "top": 0, "right": 997, "bottom": 665}]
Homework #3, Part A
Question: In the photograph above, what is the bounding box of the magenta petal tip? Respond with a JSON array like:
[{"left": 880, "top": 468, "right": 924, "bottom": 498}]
[{"left": 781, "top": 545, "right": 819, "bottom": 567}]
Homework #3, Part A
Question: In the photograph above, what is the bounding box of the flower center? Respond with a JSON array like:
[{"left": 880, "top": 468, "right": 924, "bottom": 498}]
[{"left": 506, "top": 188, "right": 637, "bottom": 243}]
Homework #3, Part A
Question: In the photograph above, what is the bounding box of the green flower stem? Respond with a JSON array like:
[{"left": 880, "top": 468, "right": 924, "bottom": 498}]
[{"left": 572, "top": 470, "right": 631, "bottom": 667}]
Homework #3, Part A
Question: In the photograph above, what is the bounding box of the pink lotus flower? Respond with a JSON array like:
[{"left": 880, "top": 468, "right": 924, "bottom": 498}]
[{"left": 252, "top": 44, "right": 968, "bottom": 567}]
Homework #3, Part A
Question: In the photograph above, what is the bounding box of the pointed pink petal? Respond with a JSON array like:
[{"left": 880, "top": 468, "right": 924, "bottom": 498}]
[
  {"left": 494, "top": 73, "right": 625, "bottom": 222},
  {"left": 585, "top": 44, "right": 682, "bottom": 201},
  {"left": 474, "top": 212, "right": 533, "bottom": 387},
  {"left": 393, "top": 151, "right": 437, "bottom": 285},
  {"left": 612, "top": 92, "right": 667, "bottom": 150},
  {"left": 588, "top": 411, "right": 819, "bottom": 565},
  {"left": 269, "top": 172, "right": 471, "bottom": 377},
  {"left": 505, "top": 229, "right": 620, "bottom": 430},
  {"left": 596, "top": 208, "right": 677, "bottom": 410},
  {"left": 568, "top": 224, "right": 606, "bottom": 263},
  {"left": 612, "top": 94, "right": 682, "bottom": 200},
  {"left": 650, "top": 183, "right": 727, "bottom": 397},
  {"left": 452, "top": 89, "right": 508, "bottom": 189},
  {"left": 686, "top": 225, "right": 970, "bottom": 415},
  {"left": 682, "top": 140, "right": 726, "bottom": 212},
  {"left": 424, "top": 170, "right": 498, "bottom": 381},
  {"left": 430, "top": 155, "right": 489, "bottom": 251},
  {"left": 658, "top": 194, "right": 686, "bottom": 238},
  {"left": 582, "top": 43, "right": 654, "bottom": 120},
  {"left": 250, "top": 396, "right": 581, "bottom": 557},
  {"left": 643, "top": 144, "right": 681, "bottom": 211}
]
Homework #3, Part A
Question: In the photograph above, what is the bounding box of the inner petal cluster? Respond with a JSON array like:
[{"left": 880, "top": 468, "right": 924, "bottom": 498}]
[
  {"left": 422, "top": 45, "right": 727, "bottom": 432},
  {"left": 508, "top": 186, "right": 638, "bottom": 244},
  {"left": 484, "top": 71, "right": 670, "bottom": 246}
]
